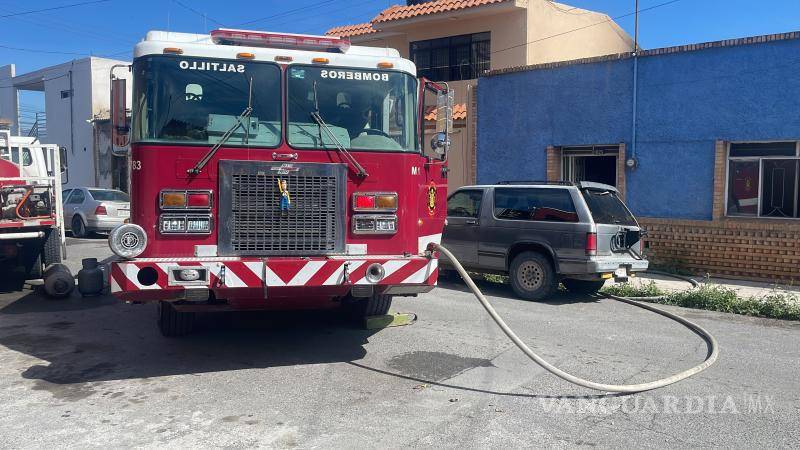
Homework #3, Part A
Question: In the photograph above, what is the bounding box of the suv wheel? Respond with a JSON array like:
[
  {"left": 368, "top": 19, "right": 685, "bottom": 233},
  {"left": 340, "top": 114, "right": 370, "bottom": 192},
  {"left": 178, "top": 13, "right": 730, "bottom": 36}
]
[
  {"left": 561, "top": 278, "right": 606, "bottom": 295},
  {"left": 509, "top": 251, "right": 556, "bottom": 301}
]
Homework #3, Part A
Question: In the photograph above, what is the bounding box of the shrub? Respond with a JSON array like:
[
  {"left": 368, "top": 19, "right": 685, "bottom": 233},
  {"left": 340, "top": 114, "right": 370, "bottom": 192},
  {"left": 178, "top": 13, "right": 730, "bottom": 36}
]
[
  {"left": 602, "top": 280, "right": 666, "bottom": 298},
  {"left": 658, "top": 284, "right": 800, "bottom": 321},
  {"left": 604, "top": 280, "right": 800, "bottom": 321}
]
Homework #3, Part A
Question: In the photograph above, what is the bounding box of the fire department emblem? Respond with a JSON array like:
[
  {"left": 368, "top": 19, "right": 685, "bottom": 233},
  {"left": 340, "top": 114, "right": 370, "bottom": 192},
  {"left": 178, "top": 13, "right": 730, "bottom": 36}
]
[
  {"left": 427, "top": 182, "right": 437, "bottom": 216},
  {"left": 270, "top": 163, "right": 300, "bottom": 175}
]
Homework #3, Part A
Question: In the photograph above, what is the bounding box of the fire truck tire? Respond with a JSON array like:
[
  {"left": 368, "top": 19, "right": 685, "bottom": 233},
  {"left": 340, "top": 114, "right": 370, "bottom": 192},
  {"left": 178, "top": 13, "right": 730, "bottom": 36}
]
[
  {"left": 561, "top": 278, "right": 606, "bottom": 295},
  {"left": 347, "top": 294, "right": 393, "bottom": 321},
  {"left": 364, "top": 294, "right": 393, "bottom": 316},
  {"left": 71, "top": 216, "right": 87, "bottom": 238},
  {"left": 42, "top": 229, "right": 62, "bottom": 266},
  {"left": 22, "top": 247, "right": 44, "bottom": 281},
  {"left": 158, "top": 302, "right": 195, "bottom": 337}
]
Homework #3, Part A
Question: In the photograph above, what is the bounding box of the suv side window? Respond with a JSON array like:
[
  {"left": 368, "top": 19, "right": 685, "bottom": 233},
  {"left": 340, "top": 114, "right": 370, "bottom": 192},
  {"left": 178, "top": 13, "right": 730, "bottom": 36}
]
[
  {"left": 447, "top": 190, "right": 483, "bottom": 218},
  {"left": 494, "top": 188, "right": 578, "bottom": 222}
]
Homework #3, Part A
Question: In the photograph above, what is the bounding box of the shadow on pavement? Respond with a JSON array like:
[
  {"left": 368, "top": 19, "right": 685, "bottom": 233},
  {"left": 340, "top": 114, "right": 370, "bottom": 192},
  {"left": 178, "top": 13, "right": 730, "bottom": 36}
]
[
  {"left": 0, "top": 277, "right": 28, "bottom": 294},
  {"left": 0, "top": 289, "right": 377, "bottom": 395},
  {"left": 346, "top": 361, "right": 629, "bottom": 401},
  {"left": 437, "top": 276, "right": 603, "bottom": 305}
]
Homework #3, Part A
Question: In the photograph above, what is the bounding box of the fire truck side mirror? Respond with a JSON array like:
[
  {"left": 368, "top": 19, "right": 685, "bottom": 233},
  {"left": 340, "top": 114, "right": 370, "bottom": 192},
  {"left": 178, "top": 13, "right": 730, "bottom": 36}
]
[
  {"left": 431, "top": 132, "right": 449, "bottom": 155},
  {"left": 431, "top": 85, "right": 453, "bottom": 160},
  {"left": 111, "top": 76, "right": 130, "bottom": 156}
]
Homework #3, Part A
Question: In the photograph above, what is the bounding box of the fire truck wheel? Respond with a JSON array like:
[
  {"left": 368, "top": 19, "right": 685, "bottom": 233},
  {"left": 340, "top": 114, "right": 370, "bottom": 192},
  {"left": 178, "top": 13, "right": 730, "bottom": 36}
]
[
  {"left": 363, "top": 294, "right": 393, "bottom": 317},
  {"left": 42, "top": 229, "right": 62, "bottom": 266},
  {"left": 21, "top": 245, "right": 44, "bottom": 280},
  {"left": 346, "top": 294, "right": 393, "bottom": 321},
  {"left": 158, "top": 302, "right": 196, "bottom": 337}
]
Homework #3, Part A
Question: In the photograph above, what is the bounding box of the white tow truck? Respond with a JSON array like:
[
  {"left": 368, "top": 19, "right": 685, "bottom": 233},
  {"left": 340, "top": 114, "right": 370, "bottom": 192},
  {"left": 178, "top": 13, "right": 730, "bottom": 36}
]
[{"left": 0, "top": 124, "right": 68, "bottom": 285}]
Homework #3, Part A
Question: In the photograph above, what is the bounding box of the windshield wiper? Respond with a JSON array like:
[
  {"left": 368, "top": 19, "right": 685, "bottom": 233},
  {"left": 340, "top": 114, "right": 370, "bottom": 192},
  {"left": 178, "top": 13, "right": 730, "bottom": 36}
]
[
  {"left": 310, "top": 81, "right": 368, "bottom": 178},
  {"left": 187, "top": 77, "right": 254, "bottom": 175}
]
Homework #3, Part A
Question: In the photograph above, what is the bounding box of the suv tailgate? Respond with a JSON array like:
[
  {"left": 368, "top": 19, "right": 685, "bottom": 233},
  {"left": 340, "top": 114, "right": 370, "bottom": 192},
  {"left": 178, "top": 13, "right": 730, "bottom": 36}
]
[{"left": 580, "top": 187, "right": 641, "bottom": 257}]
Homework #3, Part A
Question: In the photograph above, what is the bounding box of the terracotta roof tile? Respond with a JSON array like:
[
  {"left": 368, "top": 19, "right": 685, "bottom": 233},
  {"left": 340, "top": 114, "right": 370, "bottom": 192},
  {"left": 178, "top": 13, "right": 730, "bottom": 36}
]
[
  {"left": 325, "top": 22, "right": 376, "bottom": 38},
  {"left": 326, "top": 0, "right": 511, "bottom": 37},
  {"left": 373, "top": 0, "right": 510, "bottom": 23},
  {"left": 424, "top": 103, "right": 467, "bottom": 121}
]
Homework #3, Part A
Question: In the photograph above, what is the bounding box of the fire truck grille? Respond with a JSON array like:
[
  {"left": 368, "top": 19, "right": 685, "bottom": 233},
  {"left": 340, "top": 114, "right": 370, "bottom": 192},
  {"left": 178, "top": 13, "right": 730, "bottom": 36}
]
[{"left": 218, "top": 161, "right": 347, "bottom": 256}]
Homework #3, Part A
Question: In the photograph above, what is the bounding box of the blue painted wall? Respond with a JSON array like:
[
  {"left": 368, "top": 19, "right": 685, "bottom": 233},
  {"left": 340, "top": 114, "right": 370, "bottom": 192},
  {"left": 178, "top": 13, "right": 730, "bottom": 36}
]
[{"left": 477, "top": 37, "right": 800, "bottom": 220}]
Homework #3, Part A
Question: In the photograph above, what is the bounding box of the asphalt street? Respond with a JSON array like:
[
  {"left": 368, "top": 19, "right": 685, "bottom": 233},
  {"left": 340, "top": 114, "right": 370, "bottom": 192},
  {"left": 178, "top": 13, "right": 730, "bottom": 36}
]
[{"left": 0, "top": 237, "right": 797, "bottom": 447}]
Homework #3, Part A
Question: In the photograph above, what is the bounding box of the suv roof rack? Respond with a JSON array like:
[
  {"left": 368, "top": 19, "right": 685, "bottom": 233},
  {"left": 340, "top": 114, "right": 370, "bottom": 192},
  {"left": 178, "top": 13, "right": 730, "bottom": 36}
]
[{"left": 496, "top": 180, "right": 575, "bottom": 186}]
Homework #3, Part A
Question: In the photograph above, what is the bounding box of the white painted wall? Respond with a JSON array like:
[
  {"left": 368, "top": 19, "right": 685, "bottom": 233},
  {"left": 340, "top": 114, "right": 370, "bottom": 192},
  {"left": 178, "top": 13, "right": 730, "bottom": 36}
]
[
  {"left": 90, "top": 58, "right": 132, "bottom": 189},
  {"left": 0, "top": 57, "right": 131, "bottom": 189},
  {"left": 43, "top": 59, "right": 95, "bottom": 189}
]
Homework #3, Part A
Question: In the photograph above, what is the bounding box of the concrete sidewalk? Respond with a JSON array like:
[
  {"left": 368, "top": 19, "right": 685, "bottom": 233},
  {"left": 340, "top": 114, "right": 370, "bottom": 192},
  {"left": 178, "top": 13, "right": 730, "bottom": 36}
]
[{"left": 619, "top": 272, "right": 800, "bottom": 299}]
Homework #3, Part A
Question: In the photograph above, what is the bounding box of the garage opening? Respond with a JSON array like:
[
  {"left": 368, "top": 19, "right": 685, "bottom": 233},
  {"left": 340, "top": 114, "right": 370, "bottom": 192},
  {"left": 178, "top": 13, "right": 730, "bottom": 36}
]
[{"left": 561, "top": 145, "right": 620, "bottom": 187}]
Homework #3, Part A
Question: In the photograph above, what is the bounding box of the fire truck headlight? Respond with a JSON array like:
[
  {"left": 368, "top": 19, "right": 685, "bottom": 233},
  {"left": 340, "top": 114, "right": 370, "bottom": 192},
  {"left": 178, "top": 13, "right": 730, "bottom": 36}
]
[{"left": 109, "top": 224, "right": 147, "bottom": 259}]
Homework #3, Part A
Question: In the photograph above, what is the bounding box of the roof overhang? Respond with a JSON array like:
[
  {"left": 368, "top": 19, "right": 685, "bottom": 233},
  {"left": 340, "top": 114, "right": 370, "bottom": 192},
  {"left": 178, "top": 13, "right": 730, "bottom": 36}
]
[{"left": 373, "top": 0, "right": 524, "bottom": 32}]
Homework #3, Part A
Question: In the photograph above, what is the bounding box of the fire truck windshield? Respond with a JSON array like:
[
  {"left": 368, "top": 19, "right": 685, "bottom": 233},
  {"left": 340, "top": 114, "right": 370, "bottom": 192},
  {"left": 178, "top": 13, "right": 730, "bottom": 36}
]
[
  {"left": 287, "top": 66, "right": 419, "bottom": 153},
  {"left": 131, "top": 56, "right": 282, "bottom": 147}
]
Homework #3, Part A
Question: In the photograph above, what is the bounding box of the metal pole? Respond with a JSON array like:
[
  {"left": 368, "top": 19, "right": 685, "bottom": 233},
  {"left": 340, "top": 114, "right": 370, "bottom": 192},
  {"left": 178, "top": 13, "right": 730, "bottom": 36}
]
[
  {"left": 634, "top": 0, "right": 639, "bottom": 52},
  {"left": 629, "top": 0, "right": 639, "bottom": 168}
]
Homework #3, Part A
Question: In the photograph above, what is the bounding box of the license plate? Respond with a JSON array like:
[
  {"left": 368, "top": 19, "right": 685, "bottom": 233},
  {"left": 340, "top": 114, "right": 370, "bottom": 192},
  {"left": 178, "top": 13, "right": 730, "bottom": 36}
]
[
  {"left": 119, "top": 209, "right": 130, "bottom": 218},
  {"left": 614, "top": 267, "right": 628, "bottom": 278}
]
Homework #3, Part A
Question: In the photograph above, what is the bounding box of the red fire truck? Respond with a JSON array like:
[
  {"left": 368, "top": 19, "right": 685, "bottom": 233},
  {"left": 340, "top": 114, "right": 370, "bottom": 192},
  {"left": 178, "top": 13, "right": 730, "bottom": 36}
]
[{"left": 108, "top": 29, "right": 453, "bottom": 336}]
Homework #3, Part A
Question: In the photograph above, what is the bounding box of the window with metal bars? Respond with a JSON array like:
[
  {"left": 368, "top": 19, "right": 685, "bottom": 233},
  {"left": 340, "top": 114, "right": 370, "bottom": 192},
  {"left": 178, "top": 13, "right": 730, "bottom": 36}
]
[
  {"left": 410, "top": 32, "right": 490, "bottom": 82},
  {"left": 726, "top": 142, "right": 800, "bottom": 218}
]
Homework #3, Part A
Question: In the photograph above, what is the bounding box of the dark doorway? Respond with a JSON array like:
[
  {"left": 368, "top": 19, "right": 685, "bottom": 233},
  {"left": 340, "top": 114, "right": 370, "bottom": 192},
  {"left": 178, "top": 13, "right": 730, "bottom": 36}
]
[
  {"left": 580, "top": 156, "right": 617, "bottom": 186},
  {"left": 562, "top": 146, "right": 619, "bottom": 187}
]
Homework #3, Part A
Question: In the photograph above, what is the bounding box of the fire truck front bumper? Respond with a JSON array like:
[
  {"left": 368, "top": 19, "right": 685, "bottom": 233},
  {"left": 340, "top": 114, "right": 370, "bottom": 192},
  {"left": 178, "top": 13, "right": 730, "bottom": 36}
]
[{"left": 109, "top": 255, "right": 439, "bottom": 304}]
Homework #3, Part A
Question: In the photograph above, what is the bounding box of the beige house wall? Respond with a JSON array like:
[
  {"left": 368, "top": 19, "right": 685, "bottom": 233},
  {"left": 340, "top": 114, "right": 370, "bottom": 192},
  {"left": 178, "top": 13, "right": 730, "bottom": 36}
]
[
  {"left": 352, "top": 0, "right": 633, "bottom": 71},
  {"left": 358, "top": 6, "right": 527, "bottom": 72},
  {"left": 524, "top": 1, "right": 634, "bottom": 65},
  {"left": 342, "top": 0, "right": 633, "bottom": 189}
]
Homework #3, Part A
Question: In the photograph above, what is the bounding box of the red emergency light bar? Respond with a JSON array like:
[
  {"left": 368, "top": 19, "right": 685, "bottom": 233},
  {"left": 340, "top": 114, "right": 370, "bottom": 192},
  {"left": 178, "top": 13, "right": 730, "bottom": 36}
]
[{"left": 210, "top": 29, "right": 351, "bottom": 53}]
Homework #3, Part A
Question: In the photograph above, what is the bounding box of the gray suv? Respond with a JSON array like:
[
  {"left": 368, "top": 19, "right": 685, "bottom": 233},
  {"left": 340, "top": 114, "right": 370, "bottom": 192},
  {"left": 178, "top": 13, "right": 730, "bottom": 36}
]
[{"left": 442, "top": 181, "right": 648, "bottom": 300}]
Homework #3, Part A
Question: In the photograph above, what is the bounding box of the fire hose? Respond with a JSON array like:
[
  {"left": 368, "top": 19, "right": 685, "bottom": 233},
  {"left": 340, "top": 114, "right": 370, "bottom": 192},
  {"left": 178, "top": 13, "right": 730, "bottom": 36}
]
[{"left": 431, "top": 243, "right": 719, "bottom": 393}]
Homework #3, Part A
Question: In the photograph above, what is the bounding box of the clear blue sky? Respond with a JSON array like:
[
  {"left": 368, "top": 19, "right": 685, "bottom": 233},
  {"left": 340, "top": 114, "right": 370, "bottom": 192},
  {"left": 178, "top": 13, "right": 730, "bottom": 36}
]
[{"left": 3, "top": 0, "right": 799, "bottom": 118}]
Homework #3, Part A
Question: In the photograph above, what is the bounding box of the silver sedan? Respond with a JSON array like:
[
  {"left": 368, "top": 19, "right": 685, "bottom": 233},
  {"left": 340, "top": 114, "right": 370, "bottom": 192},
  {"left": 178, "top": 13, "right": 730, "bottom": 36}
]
[{"left": 62, "top": 187, "right": 130, "bottom": 237}]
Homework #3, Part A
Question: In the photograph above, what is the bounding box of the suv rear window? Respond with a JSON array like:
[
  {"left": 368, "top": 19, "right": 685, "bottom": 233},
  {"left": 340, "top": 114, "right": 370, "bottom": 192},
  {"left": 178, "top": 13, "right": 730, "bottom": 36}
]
[
  {"left": 581, "top": 189, "right": 637, "bottom": 226},
  {"left": 494, "top": 188, "right": 578, "bottom": 222}
]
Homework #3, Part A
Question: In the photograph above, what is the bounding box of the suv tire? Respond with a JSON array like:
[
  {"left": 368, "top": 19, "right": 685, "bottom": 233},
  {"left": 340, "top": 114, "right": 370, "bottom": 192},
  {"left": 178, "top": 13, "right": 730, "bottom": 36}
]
[
  {"left": 562, "top": 278, "right": 606, "bottom": 295},
  {"left": 509, "top": 251, "right": 557, "bottom": 301},
  {"left": 158, "top": 301, "right": 196, "bottom": 337}
]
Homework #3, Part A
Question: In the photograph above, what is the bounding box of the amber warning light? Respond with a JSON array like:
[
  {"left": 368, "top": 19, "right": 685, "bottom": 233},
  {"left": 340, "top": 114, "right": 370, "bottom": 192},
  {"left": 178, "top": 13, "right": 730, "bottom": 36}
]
[{"left": 210, "top": 29, "right": 351, "bottom": 53}]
